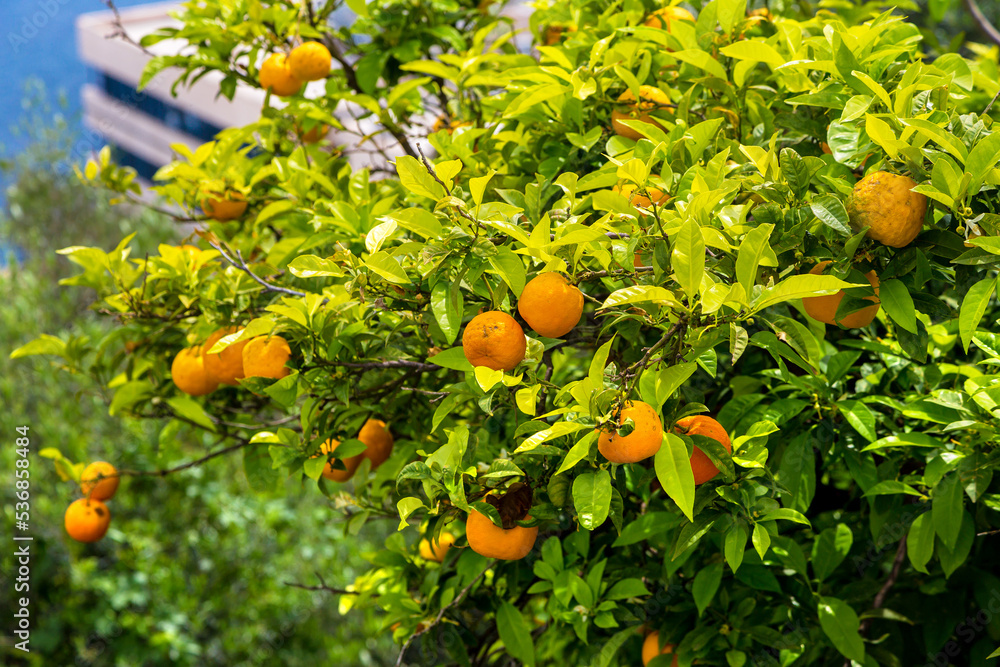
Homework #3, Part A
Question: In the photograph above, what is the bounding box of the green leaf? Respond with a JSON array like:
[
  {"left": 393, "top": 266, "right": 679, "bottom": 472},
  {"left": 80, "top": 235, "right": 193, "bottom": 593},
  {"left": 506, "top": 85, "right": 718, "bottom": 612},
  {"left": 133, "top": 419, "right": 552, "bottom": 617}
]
[
  {"left": 879, "top": 279, "right": 917, "bottom": 334},
  {"left": 862, "top": 432, "right": 941, "bottom": 451},
  {"left": 672, "top": 218, "right": 705, "bottom": 300},
  {"left": 497, "top": 601, "right": 535, "bottom": 666},
  {"left": 589, "top": 338, "right": 615, "bottom": 388},
  {"left": 655, "top": 433, "right": 695, "bottom": 521},
  {"left": 432, "top": 280, "right": 464, "bottom": 345},
  {"left": 572, "top": 469, "right": 612, "bottom": 530},
  {"left": 594, "top": 629, "right": 633, "bottom": 667},
  {"left": 906, "top": 512, "right": 935, "bottom": 574},
  {"left": 395, "top": 155, "right": 446, "bottom": 200},
  {"left": 817, "top": 597, "right": 865, "bottom": 663},
  {"left": 780, "top": 149, "right": 810, "bottom": 200},
  {"left": 692, "top": 561, "right": 724, "bottom": 616},
  {"left": 287, "top": 255, "right": 344, "bottom": 278},
  {"left": 735, "top": 224, "right": 775, "bottom": 295},
  {"left": 427, "top": 347, "right": 474, "bottom": 371},
  {"left": 166, "top": 396, "right": 216, "bottom": 432},
  {"left": 838, "top": 400, "right": 876, "bottom": 442},
  {"left": 717, "top": 0, "right": 747, "bottom": 33},
  {"left": 365, "top": 250, "right": 409, "bottom": 284},
  {"left": 601, "top": 285, "right": 680, "bottom": 309},
  {"left": 959, "top": 277, "right": 994, "bottom": 352},
  {"left": 755, "top": 274, "right": 857, "bottom": 312},
  {"left": 385, "top": 209, "right": 443, "bottom": 239},
  {"left": 812, "top": 524, "right": 853, "bottom": 582},
  {"left": 811, "top": 194, "right": 852, "bottom": 236},
  {"left": 670, "top": 50, "right": 727, "bottom": 80},
  {"left": 966, "top": 131, "right": 1000, "bottom": 195},
  {"left": 396, "top": 497, "right": 425, "bottom": 530},
  {"left": 725, "top": 521, "right": 748, "bottom": 572},
  {"left": 489, "top": 246, "right": 526, "bottom": 296},
  {"left": 9, "top": 334, "right": 67, "bottom": 359},
  {"left": 751, "top": 523, "right": 771, "bottom": 558},
  {"left": 932, "top": 472, "right": 964, "bottom": 551},
  {"left": 864, "top": 480, "right": 923, "bottom": 497},
  {"left": 938, "top": 511, "right": 974, "bottom": 578},
  {"left": 470, "top": 169, "right": 496, "bottom": 207},
  {"left": 604, "top": 578, "right": 651, "bottom": 600}
]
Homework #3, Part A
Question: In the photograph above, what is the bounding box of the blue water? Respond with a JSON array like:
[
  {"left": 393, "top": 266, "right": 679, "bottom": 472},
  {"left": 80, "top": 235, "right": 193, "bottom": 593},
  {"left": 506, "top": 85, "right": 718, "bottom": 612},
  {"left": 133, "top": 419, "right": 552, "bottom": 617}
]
[{"left": 0, "top": 0, "right": 153, "bottom": 160}]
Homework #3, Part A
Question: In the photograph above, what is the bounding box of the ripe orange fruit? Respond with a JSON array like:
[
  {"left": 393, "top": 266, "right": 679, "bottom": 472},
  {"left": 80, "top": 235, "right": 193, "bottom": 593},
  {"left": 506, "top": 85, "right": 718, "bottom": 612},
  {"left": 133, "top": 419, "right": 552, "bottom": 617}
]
[
  {"left": 298, "top": 123, "right": 330, "bottom": 143},
  {"left": 259, "top": 53, "right": 302, "bottom": 96},
  {"left": 65, "top": 498, "right": 111, "bottom": 543},
  {"left": 171, "top": 346, "right": 219, "bottom": 396},
  {"left": 612, "top": 86, "right": 672, "bottom": 141},
  {"left": 674, "top": 415, "right": 732, "bottom": 485},
  {"left": 242, "top": 335, "right": 292, "bottom": 379},
  {"left": 634, "top": 251, "right": 647, "bottom": 268},
  {"left": 318, "top": 438, "right": 363, "bottom": 482},
  {"left": 288, "top": 41, "right": 331, "bottom": 81},
  {"left": 359, "top": 418, "right": 394, "bottom": 469},
  {"left": 461, "top": 311, "right": 527, "bottom": 371},
  {"left": 848, "top": 172, "right": 927, "bottom": 248},
  {"left": 466, "top": 508, "right": 538, "bottom": 560},
  {"left": 202, "top": 327, "right": 248, "bottom": 386},
  {"left": 614, "top": 182, "right": 671, "bottom": 209},
  {"left": 202, "top": 193, "right": 247, "bottom": 221},
  {"left": 80, "top": 462, "right": 119, "bottom": 501},
  {"left": 517, "top": 273, "right": 584, "bottom": 339},
  {"left": 642, "top": 632, "right": 678, "bottom": 666},
  {"left": 432, "top": 115, "right": 473, "bottom": 134},
  {"left": 820, "top": 142, "right": 832, "bottom": 155},
  {"left": 598, "top": 401, "right": 664, "bottom": 463},
  {"left": 644, "top": 6, "right": 695, "bottom": 29},
  {"left": 419, "top": 532, "right": 456, "bottom": 562},
  {"left": 543, "top": 24, "right": 577, "bottom": 45},
  {"left": 802, "top": 261, "right": 880, "bottom": 328}
]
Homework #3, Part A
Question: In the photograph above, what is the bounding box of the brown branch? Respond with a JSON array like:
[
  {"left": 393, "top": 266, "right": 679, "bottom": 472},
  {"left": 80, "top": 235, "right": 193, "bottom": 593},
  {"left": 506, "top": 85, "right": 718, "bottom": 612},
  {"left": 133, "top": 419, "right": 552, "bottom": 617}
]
[
  {"left": 285, "top": 571, "right": 362, "bottom": 596},
  {"left": 854, "top": 538, "right": 908, "bottom": 646},
  {"left": 328, "top": 359, "right": 440, "bottom": 372},
  {"left": 209, "top": 241, "right": 310, "bottom": 298},
  {"left": 967, "top": 0, "right": 1000, "bottom": 47},
  {"left": 103, "top": 0, "right": 156, "bottom": 56},
  {"left": 115, "top": 440, "right": 267, "bottom": 478}
]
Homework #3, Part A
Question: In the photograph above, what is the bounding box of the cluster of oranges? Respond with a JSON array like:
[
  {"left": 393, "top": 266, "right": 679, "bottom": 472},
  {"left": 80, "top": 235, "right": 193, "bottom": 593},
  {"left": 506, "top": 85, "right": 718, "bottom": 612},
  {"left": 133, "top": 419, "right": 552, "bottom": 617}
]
[
  {"left": 803, "top": 172, "right": 927, "bottom": 328},
  {"left": 259, "top": 41, "right": 332, "bottom": 98},
  {"left": 64, "top": 461, "right": 120, "bottom": 543},
  {"left": 170, "top": 328, "right": 292, "bottom": 396},
  {"left": 461, "top": 271, "right": 583, "bottom": 371},
  {"left": 315, "top": 418, "right": 395, "bottom": 483}
]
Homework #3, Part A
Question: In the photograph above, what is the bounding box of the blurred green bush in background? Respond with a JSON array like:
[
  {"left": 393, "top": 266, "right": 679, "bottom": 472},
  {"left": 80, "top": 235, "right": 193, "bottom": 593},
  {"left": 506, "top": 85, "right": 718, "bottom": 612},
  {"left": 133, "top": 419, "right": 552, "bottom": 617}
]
[{"left": 0, "top": 81, "right": 394, "bottom": 666}]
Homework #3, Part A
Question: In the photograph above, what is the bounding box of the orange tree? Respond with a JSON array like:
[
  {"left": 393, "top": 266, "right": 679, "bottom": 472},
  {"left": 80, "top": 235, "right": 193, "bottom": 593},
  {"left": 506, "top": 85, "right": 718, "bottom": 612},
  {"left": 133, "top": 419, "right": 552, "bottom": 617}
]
[{"left": 15, "top": 0, "right": 1000, "bottom": 664}]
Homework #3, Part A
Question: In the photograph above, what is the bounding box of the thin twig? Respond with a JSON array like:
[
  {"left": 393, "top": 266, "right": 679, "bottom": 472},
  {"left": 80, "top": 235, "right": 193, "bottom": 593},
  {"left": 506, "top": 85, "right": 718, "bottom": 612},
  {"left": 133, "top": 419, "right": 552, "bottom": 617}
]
[
  {"left": 395, "top": 562, "right": 492, "bottom": 667},
  {"left": 209, "top": 241, "right": 309, "bottom": 298},
  {"left": 285, "top": 571, "right": 362, "bottom": 596},
  {"left": 966, "top": 0, "right": 1000, "bottom": 47},
  {"left": 115, "top": 440, "right": 266, "bottom": 478},
  {"left": 851, "top": 537, "right": 908, "bottom": 661}
]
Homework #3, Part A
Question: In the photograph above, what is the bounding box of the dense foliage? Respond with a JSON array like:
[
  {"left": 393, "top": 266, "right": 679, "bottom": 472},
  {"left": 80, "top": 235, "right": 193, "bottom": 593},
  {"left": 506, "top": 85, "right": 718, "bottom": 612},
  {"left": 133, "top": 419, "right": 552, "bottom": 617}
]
[
  {"left": 0, "top": 99, "right": 391, "bottom": 666},
  {"left": 14, "top": 1, "right": 1000, "bottom": 665}
]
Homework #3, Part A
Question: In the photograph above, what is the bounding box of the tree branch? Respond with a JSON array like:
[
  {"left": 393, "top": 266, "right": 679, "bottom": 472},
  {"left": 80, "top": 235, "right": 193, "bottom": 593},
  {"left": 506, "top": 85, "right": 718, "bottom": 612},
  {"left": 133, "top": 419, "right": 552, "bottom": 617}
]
[
  {"left": 115, "top": 440, "right": 268, "bottom": 478},
  {"left": 967, "top": 0, "right": 1000, "bottom": 47},
  {"left": 209, "top": 241, "right": 310, "bottom": 298}
]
